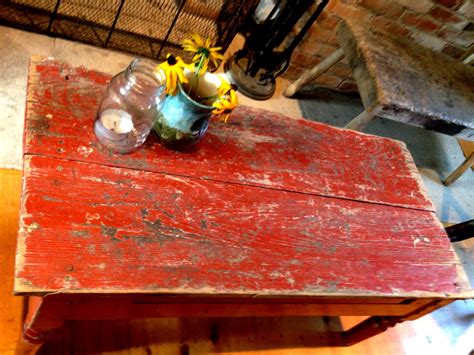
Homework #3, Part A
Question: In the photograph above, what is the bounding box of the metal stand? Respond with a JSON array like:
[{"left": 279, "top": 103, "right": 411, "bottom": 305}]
[{"left": 225, "top": 0, "right": 329, "bottom": 100}]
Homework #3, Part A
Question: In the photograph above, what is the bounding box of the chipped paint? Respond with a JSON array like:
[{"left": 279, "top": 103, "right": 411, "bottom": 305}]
[
  {"left": 77, "top": 145, "right": 93, "bottom": 157},
  {"left": 14, "top": 58, "right": 470, "bottom": 299},
  {"left": 86, "top": 212, "right": 100, "bottom": 221}
]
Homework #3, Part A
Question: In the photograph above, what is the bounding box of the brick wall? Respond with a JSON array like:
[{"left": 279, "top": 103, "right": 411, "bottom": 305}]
[{"left": 283, "top": 0, "right": 474, "bottom": 93}]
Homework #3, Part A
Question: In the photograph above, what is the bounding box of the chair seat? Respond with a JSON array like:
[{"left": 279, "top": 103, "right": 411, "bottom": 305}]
[{"left": 336, "top": 19, "right": 474, "bottom": 140}]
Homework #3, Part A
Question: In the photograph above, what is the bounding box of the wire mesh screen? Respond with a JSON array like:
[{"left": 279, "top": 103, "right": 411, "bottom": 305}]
[{"left": 0, "top": 0, "right": 258, "bottom": 60}]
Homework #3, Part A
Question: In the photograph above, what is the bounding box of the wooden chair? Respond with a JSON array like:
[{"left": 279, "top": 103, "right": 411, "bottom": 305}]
[{"left": 285, "top": 17, "right": 474, "bottom": 185}]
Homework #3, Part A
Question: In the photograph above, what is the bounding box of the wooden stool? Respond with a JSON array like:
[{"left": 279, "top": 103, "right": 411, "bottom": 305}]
[{"left": 285, "top": 18, "right": 474, "bottom": 184}]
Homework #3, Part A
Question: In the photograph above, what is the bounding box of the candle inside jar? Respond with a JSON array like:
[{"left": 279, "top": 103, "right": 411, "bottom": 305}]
[{"left": 100, "top": 109, "right": 133, "bottom": 134}]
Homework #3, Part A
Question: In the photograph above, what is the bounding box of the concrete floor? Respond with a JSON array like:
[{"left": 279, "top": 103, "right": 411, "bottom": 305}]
[
  {"left": 298, "top": 86, "right": 474, "bottom": 224},
  {"left": 0, "top": 25, "right": 301, "bottom": 170}
]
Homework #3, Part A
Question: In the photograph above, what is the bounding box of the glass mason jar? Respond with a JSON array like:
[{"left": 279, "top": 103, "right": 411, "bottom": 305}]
[{"left": 94, "top": 58, "right": 166, "bottom": 153}]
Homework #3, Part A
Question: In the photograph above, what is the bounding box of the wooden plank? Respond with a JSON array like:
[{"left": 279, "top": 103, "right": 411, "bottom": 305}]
[
  {"left": 15, "top": 155, "right": 468, "bottom": 297},
  {"left": 0, "top": 169, "right": 24, "bottom": 352},
  {"left": 336, "top": 20, "right": 474, "bottom": 140},
  {"left": 24, "top": 57, "right": 434, "bottom": 212}
]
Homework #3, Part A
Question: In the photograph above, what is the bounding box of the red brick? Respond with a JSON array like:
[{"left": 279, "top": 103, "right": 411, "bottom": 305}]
[
  {"left": 433, "top": 0, "right": 464, "bottom": 10},
  {"left": 401, "top": 11, "right": 421, "bottom": 27},
  {"left": 300, "top": 40, "right": 339, "bottom": 58},
  {"left": 282, "top": 64, "right": 306, "bottom": 81},
  {"left": 437, "top": 26, "right": 459, "bottom": 39},
  {"left": 371, "top": 16, "right": 411, "bottom": 37},
  {"left": 318, "top": 13, "right": 341, "bottom": 30},
  {"left": 441, "top": 43, "right": 467, "bottom": 58},
  {"left": 429, "top": 5, "right": 464, "bottom": 23},
  {"left": 308, "top": 25, "right": 339, "bottom": 46},
  {"left": 416, "top": 16, "right": 442, "bottom": 32},
  {"left": 315, "top": 73, "right": 344, "bottom": 88},
  {"left": 333, "top": 3, "right": 373, "bottom": 23},
  {"left": 401, "top": 11, "right": 441, "bottom": 32},
  {"left": 338, "top": 80, "right": 359, "bottom": 93},
  {"left": 359, "top": 0, "right": 404, "bottom": 18},
  {"left": 292, "top": 49, "right": 322, "bottom": 69}
]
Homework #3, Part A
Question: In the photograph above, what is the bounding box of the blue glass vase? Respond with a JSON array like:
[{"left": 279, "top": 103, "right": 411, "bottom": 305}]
[{"left": 153, "top": 80, "right": 215, "bottom": 150}]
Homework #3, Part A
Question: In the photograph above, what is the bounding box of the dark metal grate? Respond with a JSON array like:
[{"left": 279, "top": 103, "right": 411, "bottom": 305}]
[{"left": 0, "top": 0, "right": 258, "bottom": 61}]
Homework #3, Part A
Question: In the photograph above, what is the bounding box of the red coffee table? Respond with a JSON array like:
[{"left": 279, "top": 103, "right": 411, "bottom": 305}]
[{"left": 15, "top": 57, "right": 470, "bottom": 350}]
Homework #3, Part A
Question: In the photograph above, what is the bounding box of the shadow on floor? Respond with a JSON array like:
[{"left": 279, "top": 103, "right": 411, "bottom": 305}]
[{"left": 38, "top": 317, "right": 346, "bottom": 354}]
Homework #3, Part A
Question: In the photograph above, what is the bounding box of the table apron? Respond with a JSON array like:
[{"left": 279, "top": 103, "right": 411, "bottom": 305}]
[{"left": 36, "top": 295, "right": 451, "bottom": 320}]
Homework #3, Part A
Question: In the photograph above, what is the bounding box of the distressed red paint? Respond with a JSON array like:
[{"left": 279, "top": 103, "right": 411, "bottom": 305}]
[
  {"left": 16, "top": 58, "right": 468, "bottom": 299},
  {"left": 25, "top": 60, "right": 434, "bottom": 211},
  {"left": 15, "top": 58, "right": 471, "bottom": 351}
]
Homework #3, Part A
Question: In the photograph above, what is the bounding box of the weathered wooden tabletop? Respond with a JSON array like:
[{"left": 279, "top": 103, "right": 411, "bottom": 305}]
[
  {"left": 15, "top": 57, "right": 469, "bottom": 299},
  {"left": 337, "top": 19, "right": 474, "bottom": 140}
]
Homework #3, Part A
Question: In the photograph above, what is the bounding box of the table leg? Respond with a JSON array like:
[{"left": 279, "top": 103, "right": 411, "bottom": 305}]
[
  {"left": 341, "top": 316, "right": 402, "bottom": 346},
  {"left": 16, "top": 296, "right": 64, "bottom": 354},
  {"left": 340, "top": 299, "right": 453, "bottom": 346}
]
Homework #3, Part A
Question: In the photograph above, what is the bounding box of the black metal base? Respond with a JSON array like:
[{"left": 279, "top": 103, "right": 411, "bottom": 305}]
[{"left": 224, "top": 55, "right": 276, "bottom": 101}]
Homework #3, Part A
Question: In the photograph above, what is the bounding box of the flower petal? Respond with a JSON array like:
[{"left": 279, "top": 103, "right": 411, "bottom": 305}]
[{"left": 191, "top": 33, "right": 204, "bottom": 47}]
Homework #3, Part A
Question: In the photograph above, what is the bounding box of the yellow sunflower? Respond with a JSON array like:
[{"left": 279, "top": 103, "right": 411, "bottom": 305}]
[
  {"left": 217, "top": 76, "right": 237, "bottom": 97},
  {"left": 182, "top": 33, "right": 224, "bottom": 68},
  {"left": 158, "top": 54, "right": 188, "bottom": 95},
  {"left": 212, "top": 89, "right": 238, "bottom": 122}
]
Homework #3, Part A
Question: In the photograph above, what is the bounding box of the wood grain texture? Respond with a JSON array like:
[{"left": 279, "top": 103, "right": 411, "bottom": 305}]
[
  {"left": 336, "top": 19, "right": 474, "bottom": 140},
  {"left": 15, "top": 155, "right": 469, "bottom": 296},
  {"left": 16, "top": 58, "right": 470, "bottom": 305},
  {"left": 1, "top": 172, "right": 472, "bottom": 353},
  {"left": 24, "top": 57, "right": 434, "bottom": 212}
]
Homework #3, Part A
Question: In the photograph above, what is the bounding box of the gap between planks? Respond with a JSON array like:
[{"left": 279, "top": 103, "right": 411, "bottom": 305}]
[{"left": 23, "top": 152, "right": 437, "bottom": 215}]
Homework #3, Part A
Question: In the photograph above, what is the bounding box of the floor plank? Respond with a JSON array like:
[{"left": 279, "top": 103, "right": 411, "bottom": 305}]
[
  {"left": 0, "top": 169, "right": 24, "bottom": 352},
  {"left": 1, "top": 168, "right": 473, "bottom": 355}
]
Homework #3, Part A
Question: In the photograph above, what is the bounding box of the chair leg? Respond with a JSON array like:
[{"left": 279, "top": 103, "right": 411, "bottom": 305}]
[
  {"left": 446, "top": 220, "right": 474, "bottom": 242},
  {"left": 284, "top": 48, "right": 345, "bottom": 97},
  {"left": 443, "top": 152, "right": 474, "bottom": 186},
  {"left": 344, "top": 110, "right": 375, "bottom": 131}
]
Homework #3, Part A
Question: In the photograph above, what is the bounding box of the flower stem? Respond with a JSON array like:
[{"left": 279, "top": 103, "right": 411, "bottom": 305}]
[
  {"left": 188, "top": 55, "right": 206, "bottom": 99},
  {"left": 200, "top": 94, "right": 219, "bottom": 104}
]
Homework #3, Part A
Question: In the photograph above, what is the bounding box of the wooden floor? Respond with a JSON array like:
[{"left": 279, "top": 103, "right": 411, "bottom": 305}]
[{"left": 1, "top": 168, "right": 473, "bottom": 355}]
